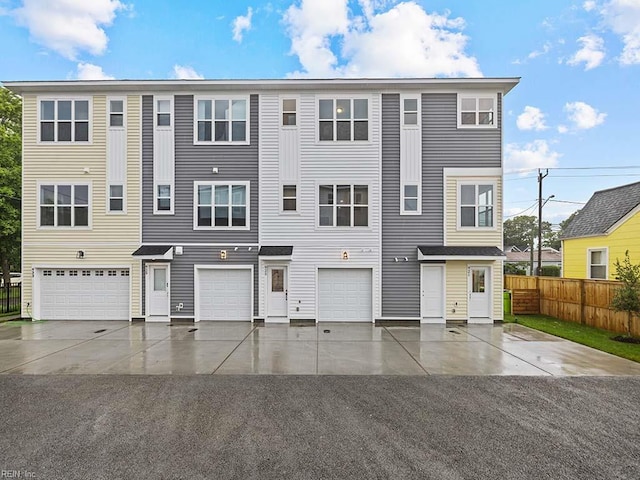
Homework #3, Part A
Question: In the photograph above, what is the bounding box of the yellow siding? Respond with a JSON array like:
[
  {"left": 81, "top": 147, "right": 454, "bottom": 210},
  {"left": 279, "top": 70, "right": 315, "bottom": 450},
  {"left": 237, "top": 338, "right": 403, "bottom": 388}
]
[
  {"left": 22, "top": 94, "right": 142, "bottom": 317},
  {"left": 445, "top": 260, "right": 502, "bottom": 321},
  {"left": 563, "top": 209, "right": 640, "bottom": 280},
  {"left": 445, "top": 176, "right": 503, "bottom": 247}
]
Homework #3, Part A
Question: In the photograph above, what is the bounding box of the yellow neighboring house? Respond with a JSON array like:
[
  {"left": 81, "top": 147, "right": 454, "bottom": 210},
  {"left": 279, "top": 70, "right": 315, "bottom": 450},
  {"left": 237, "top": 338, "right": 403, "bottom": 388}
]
[{"left": 561, "top": 181, "right": 640, "bottom": 280}]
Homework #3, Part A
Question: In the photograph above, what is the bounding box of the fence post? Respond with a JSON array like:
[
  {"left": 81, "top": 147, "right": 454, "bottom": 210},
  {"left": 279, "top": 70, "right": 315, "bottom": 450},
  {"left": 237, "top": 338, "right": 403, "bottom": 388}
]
[
  {"left": 4, "top": 284, "right": 9, "bottom": 314},
  {"left": 579, "top": 279, "right": 586, "bottom": 325}
]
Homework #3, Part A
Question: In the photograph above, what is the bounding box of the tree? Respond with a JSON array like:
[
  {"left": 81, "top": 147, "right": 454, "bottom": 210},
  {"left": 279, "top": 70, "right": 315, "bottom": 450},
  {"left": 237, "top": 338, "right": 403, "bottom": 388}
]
[
  {"left": 503, "top": 215, "right": 553, "bottom": 251},
  {"left": 0, "top": 87, "right": 21, "bottom": 287},
  {"left": 611, "top": 250, "right": 640, "bottom": 337}
]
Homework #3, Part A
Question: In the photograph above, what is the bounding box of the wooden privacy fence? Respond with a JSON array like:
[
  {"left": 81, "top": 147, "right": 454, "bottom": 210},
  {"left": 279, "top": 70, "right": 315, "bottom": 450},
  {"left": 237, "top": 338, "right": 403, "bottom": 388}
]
[{"left": 505, "top": 275, "right": 640, "bottom": 337}]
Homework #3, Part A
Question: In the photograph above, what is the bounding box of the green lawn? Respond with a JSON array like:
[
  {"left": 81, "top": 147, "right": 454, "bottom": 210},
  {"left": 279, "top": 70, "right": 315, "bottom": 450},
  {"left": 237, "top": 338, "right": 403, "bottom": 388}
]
[{"left": 504, "top": 313, "right": 640, "bottom": 363}]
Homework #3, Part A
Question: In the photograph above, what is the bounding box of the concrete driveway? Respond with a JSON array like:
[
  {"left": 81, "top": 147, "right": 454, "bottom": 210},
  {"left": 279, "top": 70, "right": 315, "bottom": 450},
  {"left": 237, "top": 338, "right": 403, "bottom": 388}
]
[{"left": 1, "top": 320, "right": 639, "bottom": 375}]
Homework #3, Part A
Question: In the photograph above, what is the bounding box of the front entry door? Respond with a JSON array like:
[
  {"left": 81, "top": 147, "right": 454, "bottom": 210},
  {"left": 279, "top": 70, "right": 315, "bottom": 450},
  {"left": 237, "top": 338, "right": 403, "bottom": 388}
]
[
  {"left": 267, "top": 267, "right": 287, "bottom": 318},
  {"left": 148, "top": 264, "right": 169, "bottom": 318},
  {"left": 421, "top": 265, "right": 445, "bottom": 323},
  {"left": 468, "top": 266, "right": 491, "bottom": 321}
]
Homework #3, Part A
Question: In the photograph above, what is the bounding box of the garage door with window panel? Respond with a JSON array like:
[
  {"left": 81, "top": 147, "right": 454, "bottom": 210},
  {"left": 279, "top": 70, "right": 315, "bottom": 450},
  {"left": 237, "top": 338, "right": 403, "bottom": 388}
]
[
  {"left": 318, "top": 268, "right": 372, "bottom": 322},
  {"left": 38, "top": 268, "right": 130, "bottom": 320},
  {"left": 197, "top": 268, "right": 252, "bottom": 321}
]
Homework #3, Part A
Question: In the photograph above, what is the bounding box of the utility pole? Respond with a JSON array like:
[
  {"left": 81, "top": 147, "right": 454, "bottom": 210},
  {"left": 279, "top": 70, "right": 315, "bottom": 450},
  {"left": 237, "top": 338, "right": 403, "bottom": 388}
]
[{"left": 537, "top": 169, "right": 548, "bottom": 276}]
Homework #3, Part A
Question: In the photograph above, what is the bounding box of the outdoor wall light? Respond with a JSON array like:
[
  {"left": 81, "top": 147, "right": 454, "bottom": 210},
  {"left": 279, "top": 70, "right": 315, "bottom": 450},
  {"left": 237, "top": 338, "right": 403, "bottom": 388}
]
[
  {"left": 76, "top": 250, "right": 85, "bottom": 259},
  {"left": 394, "top": 257, "right": 398, "bottom": 262},
  {"left": 212, "top": 167, "right": 219, "bottom": 174},
  {"left": 342, "top": 250, "right": 349, "bottom": 260},
  {"left": 220, "top": 250, "right": 227, "bottom": 260}
]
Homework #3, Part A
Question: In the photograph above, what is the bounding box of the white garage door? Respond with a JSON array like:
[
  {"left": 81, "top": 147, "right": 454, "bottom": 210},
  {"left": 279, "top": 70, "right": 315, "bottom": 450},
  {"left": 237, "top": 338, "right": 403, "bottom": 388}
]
[
  {"left": 38, "top": 268, "right": 130, "bottom": 320},
  {"left": 318, "top": 268, "right": 372, "bottom": 322},
  {"left": 197, "top": 268, "right": 252, "bottom": 321}
]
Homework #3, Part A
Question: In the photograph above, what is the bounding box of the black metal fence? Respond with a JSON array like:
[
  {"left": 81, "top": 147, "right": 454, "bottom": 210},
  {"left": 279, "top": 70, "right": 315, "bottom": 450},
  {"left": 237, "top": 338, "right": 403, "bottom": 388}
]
[{"left": 0, "top": 283, "right": 21, "bottom": 314}]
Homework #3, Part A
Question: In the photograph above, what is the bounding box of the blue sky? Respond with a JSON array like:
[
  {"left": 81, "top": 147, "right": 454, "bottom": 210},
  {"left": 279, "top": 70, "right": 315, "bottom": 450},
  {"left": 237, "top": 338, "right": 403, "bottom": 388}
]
[{"left": 1, "top": 0, "right": 639, "bottom": 225}]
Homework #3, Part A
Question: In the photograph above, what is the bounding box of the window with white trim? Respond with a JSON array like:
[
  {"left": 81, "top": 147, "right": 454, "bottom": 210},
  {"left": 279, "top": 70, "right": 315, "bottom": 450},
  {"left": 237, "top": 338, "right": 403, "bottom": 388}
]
[
  {"left": 155, "top": 185, "right": 172, "bottom": 213},
  {"left": 109, "top": 99, "right": 124, "bottom": 127},
  {"left": 282, "top": 185, "right": 297, "bottom": 212},
  {"left": 318, "top": 98, "right": 368, "bottom": 141},
  {"left": 282, "top": 99, "right": 296, "bottom": 126},
  {"left": 40, "top": 99, "right": 89, "bottom": 142},
  {"left": 403, "top": 98, "right": 419, "bottom": 126},
  {"left": 402, "top": 184, "right": 420, "bottom": 214},
  {"left": 459, "top": 183, "right": 495, "bottom": 228},
  {"left": 39, "top": 184, "right": 90, "bottom": 227},
  {"left": 319, "top": 185, "right": 368, "bottom": 227},
  {"left": 196, "top": 97, "right": 248, "bottom": 142},
  {"left": 195, "top": 182, "right": 249, "bottom": 229},
  {"left": 156, "top": 99, "right": 171, "bottom": 127},
  {"left": 588, "top": 248, "right": 607, "bottom": 279},
  {"left": 108, "top": 185, "right": 124, "bottom": 212},
  {"left": 458, "top": 94, "right": 496, "bottom": 128}
]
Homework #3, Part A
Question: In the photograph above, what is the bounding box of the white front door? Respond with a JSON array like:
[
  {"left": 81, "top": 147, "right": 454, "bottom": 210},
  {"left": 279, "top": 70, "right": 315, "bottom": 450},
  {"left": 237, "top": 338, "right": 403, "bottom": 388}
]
[
  {"left": 421, "top": 265, "right": 445, "bottom": 323},
  {"left": 148, "top": 264, "right": 169, "bottom": 318},
  {"left": 468, "top": 266, "right": 491, "bottom": 322},
  {"left": 267, "top": 266, "right": 288, "bottom": 318}
]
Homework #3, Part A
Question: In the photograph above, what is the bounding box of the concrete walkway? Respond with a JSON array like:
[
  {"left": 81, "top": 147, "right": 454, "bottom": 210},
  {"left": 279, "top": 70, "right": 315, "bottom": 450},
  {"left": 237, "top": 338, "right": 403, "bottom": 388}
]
[{"left": 1, "top": 321, "right": 639, "bottom": 375}]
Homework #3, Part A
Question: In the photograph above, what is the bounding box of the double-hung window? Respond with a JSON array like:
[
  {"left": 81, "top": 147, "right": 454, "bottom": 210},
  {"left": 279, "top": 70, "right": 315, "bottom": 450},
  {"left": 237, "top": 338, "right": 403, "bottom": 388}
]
[
  {"left": 282, "top": 99, "right": 297, "bottom": 126},
  {"left": 40, "top": 99, "right": 90, "bottom": 142},
  {"left": 109, "top": 99, "right": 124, "bottom": 127},
  {"left": 458, "top": 94, "right": 497, "bottom": 128},
  {"left": 156, "top": 99, "right": 171, "bottom": 127},
  {"left": 318, "top": 98, "right": 368, "bottom": 141},
  {"left": 156, "top": 185, "right": 172, "bottom": 212},
  {"left": 282, "top": 185, "right": 297, "bottom": 212},
  {"left": 196, "top": 97, "right": 248, "bottom": 143},
  {"left": 459, "top": 183, "right": 495, "bottom": 228},
  {"left": 39, "top": 184, "right": 90, "bottom": 227},
  {"left": 195, "top": 182, "right": 249, "bottom": 229},
  {"left": 319, "top": 185, "right": 368, "bottom": 227},
  {"left": 588, "top": 248, "right": 608, "bottom": 279},
  {"left": 108, "top": 185, "right": 124, "bottom": 212},
  {"left": 402, "top": 185, "right": 420, "bottom": 214},
  {"left": 403, "top": 98, "right": 419, "bottom": 126}
]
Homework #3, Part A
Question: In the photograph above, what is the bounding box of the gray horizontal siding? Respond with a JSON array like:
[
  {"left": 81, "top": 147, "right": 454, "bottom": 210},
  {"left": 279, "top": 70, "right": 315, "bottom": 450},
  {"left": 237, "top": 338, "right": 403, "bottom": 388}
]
[
  {"left": 381, "top": 93, "right": 502, "bottom": 318},
  {"left": 142, "top": 94, "right": 259, "bottom": 244},
  {"left": 142, "top": 247, "right": 259, "bottom": 318}
]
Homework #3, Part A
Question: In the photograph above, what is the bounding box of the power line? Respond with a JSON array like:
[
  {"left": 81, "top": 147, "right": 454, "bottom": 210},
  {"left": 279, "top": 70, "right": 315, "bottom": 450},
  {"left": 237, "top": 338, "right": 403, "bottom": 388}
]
[
  {"left": 504, "top": 201, "right": 539, "bottom": 218},
  {"left": 548, "top": 199, "right": 586, "bottom": 205},
  {"left": 505, "top": 165, "right": 640, "bottom": 175}
]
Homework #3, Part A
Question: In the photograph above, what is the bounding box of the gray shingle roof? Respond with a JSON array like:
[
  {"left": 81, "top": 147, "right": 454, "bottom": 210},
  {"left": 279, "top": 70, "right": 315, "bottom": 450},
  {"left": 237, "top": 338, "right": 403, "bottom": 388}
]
[
  {"left": 258, "top": 246, "right": 293, "bottom": 256},
  {"left": 418, "top": 246, "right": 505, "bottom": 257},
  {"left": 560, "top": 181, "right": 640, "bottom": 239}
]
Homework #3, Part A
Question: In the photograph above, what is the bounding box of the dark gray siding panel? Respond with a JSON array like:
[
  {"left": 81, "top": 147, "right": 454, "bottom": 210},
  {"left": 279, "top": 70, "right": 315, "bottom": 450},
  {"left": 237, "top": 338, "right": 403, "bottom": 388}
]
[
  {"left": 381, "top": 93, "right": 502, "bottom": 318},
  {"left": 142, "top": 246, "right": 259, "bottom": 317},
  {"left": 142, "top": 94, "right": 259, "bottom": 244}
]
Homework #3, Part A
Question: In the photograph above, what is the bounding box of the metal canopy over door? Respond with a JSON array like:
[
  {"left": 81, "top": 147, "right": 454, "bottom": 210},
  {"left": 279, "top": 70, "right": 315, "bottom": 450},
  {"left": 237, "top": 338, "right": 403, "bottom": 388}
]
[
  {"left": 318, "top": 268, "right": 372, "bottom": 322},
  {"left": 197, "top": 268, "right": 252, "bottom": 321},
  {"left": 468, "top": 266, "right": 491, "bottom": 323},
  {"left": 38, "top": 268, "right": 129, "bottom": 320},
  {"left": 267, "top": 266, "right": 288, "bottom": 319},
  {"left": 421, "top": 265, "right": 445, "bottom": 323}
]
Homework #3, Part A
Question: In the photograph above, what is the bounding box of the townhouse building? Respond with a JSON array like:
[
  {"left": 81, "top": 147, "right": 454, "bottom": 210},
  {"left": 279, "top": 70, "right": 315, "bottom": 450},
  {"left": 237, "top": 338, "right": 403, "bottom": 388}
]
[{"left": 5, "top": 77, "right": 518, "bottom": 324}]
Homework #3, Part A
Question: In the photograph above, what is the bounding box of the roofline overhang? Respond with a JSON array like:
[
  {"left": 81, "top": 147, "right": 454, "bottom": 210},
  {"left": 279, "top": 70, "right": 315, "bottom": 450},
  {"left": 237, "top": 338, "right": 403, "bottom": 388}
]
[
  {"left": 417, "top": 253, "right": 505, "bottom": 261},
  {"left": 2, "top": 77, "right": 520, "bottom": 95},
  {"left": 258, "top": 255, "right": 292, "bottom": 261}
]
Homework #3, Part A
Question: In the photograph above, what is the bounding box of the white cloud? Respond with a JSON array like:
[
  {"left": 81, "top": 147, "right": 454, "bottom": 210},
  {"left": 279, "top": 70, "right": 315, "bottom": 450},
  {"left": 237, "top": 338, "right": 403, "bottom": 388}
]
[
  {"left": 76, "top": 62, "right": 114, "bottom": 80},
  {"left": 172, "top": 65, "right": 204, "bottom": 80},
  {"left": 232, "top": 7, "right": 253, "bottom": 43},
  {"left": 516, "top": 106, "right": 548, "bottom": 131},
  {"left": 567, "top": 34, "right": 605, "bottom": 70},
  {"left": 557, "top": 125, "right": 569, "bottom": 134},
  {"left": 11, "top": 0, "right": 126, "bottom": 60},
  {"left": 601, "top": 0, "right": 640, "bottom": 65},
  {"left": 528, "top": 42, "right": 552, "bottom": 59},
  {"left": 583, "top": 0, "right": 597, "bottom": 11},
  {"left": 283, "top": 0, "right": 481, "bottom": 78},
  {"left": 505, "top": 140, "right": 561, "bottom": 173},
  {"left": 564, "top": 101, "right": 607, "bottom": 129}
]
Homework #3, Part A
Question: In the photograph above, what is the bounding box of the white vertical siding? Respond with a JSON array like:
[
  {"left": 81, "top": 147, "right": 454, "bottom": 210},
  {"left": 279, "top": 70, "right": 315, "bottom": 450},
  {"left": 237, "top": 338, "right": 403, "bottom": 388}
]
[
  {"left": 153, "top": 130, "right": 174, "bottom": 184},
  {"left": 400, "top": 128, "right": 421, "bottom": 184},
  {"left": 107, "top": 130, "right": 127, "bottom": 183},
  {"left": 279, "top": 130, "right": 299, "bottom": 184}
]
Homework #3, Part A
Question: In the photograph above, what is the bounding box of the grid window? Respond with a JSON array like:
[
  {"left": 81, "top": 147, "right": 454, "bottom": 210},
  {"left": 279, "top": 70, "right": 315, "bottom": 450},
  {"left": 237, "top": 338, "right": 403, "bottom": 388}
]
[
  {"left": 56, "top": 270, "right": 65, "bottom": 276},
  {"left": 95, "top": 270, "right": 104, "bottom": 277},
  {"left": 319, "top": 185, "right": 368, "bottom": 227},
  {"left": 82, "top": 270, "right": 91, "bottom": 276},
  {"left": 589, "top": 249, "right": 607, "bottom": 279},
  {"left": 196, "top": 98, "right": 247, "bottom": 142},
  {"left": 108, "top": 185, "right": 124, "bottom": 212},
  {"left": 39, "top": 184, "right": 90, "bottom": 227},
  {"left": 403, "top": 98, "right": 419, "bottom": 125},
  {"left": 460, "top": 184, "right": 494, "bottom": 228},
  {"left": 108, "top": 270, "right": 117, "bottom": 276},
  {"left": 196, "top": 182, "right": 248, "bottom": 228},
  {"left": 282, "top": 185, "right": 297, "bottom": 212},
  {"left": 282, "top": 99, "right": 297, "bottom": 126},
  {"left": 40, "top": 99, "right": 89, "bottom": 142},
  {"left": 109, "top": 100, "right": 124, "bottom": 127},
  {"left": 69, "top": 270, "right": 78, "bottom": 276},
  {"left": 459, "top": 95, "right": 495, "bottom": 127},
  {"left": 157, "top": 99, "right": 171, "bottom": 127},
  {"left": 43, "top": 270, "right": 52, "bottom": 276},
  {"left": 318, "top": 98, "right": 368, "bottom": 141},
  {"left": 121, "top": 270, "right": 130, "bottom": 276}
]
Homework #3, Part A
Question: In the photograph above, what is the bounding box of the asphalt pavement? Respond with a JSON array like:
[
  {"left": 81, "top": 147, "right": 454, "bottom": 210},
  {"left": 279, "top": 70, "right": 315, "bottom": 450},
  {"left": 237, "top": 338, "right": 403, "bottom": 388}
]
[{"left": 1, "top": 375, "right": 639, "bottom": 479}]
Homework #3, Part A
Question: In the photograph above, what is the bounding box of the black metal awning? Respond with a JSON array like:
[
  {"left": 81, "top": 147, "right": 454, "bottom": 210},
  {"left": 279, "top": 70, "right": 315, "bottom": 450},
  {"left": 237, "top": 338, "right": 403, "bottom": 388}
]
[
  {"left": 131, "top": 245, "right": 174, "bottom": 260},
  {"left": 258, "top": 246, "right": 293, "bottom": 258},
  {"left": 417, "top": 246, "right": 505, "bottom": 261}
]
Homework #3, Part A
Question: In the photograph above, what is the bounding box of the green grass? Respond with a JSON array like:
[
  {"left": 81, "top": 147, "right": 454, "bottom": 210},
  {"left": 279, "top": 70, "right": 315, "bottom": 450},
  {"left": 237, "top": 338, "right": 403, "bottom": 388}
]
[{"left": 505, "top": 313, "right": 640, "bottom": 363}]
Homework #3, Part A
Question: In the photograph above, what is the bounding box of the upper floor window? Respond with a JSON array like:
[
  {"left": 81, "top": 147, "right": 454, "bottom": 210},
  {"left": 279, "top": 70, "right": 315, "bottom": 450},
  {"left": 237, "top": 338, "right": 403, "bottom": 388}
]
[
  {"left": 196, "top": 97, "right": 248, "bottom": 143},
  {"left": 195, "top": 182, "right": 249, "bottom": 229},
  {"left": 319, "top": 184, "right": 368, "bottom": 227},
  {"left": 155, "top": 185, "right": 172, "bottom": 213},
  {"left": 282, "top": 185, "right": 297, "bottom": 212},
  {"left": 403, "top": 98, "right": 419, "bottom": 126},
  {"left": 156, "top": 99, "right": 171, "bottom": 127},
  {"left": 402, "top": 184, "right": 420, "bottom": 214},
  {"left": 39, "top": 184, "right": 90, "bottom": 228},
  {"left": 108, "top": 184, "right": 124, "bottom": 213},
  {"left": 109, "top": 99, "right": 124, "bottom": 128},
  {"left": 40, "top": 99, "right": 89, "bottom": 142},
  {"left": 458, "top": 94, "right": 496, "bottom": 128},
  {"left": 459, "top": 183, "right": 494, "bottom": 228},
  {"left": 282, "top": 99, "right": 297, "bottom": 126},
  {"left": 588, "top": 248, "right": 607, "bottom": 279},
  {"left": 318, "top": 98, "right": 368, "bottom": 141}
]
